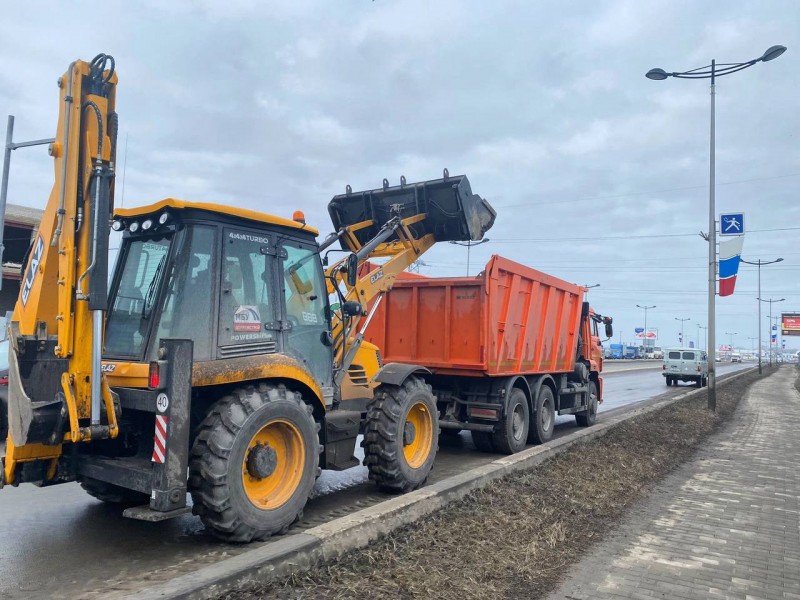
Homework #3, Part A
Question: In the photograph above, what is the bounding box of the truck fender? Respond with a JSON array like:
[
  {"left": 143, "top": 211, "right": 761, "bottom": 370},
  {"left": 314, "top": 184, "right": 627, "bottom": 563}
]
[
  {"left": 490, "top": 376, "right": 531, "bottom": 415},
  {"left": 372, "top": 362, "right": 431, "bottom": 387},
  {"left": 526, "top": 375, "right": 557, "bottom": 412}
]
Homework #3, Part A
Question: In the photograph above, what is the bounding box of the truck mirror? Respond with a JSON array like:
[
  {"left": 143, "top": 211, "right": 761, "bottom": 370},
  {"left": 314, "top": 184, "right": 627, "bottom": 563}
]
[
  {"left": 605, "top": 323, "right": 613, "bottom": 338},
  {"left": 346, "top": 253, "right": 358, "bottom": 287}
]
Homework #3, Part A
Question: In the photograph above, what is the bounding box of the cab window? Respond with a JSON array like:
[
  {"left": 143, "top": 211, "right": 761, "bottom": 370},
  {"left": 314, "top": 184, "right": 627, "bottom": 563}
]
[
  {"left": 281, "top": 241, "right": 331, "bottom": 386},
  {"left": 218, "top": 230, "right": 276, "bottom": 347},
  {"left": 682, "top": 352, "right": 695, "bottom": 360},
  {"left": 152, "top": 226, "right": 216, "bottom": 360},
  {"left": 668, "top": 351, "right": 681, "bottom": 360}
]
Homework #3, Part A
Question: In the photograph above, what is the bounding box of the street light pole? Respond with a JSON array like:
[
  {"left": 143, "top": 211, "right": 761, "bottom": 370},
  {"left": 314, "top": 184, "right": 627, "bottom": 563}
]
[
  {"left": 698, "top": 325, "right": 708, "bottom": 351},
  {"left": 646, "top": 44, "right": 787, "bottom": 412},
  {"left": 759, "top": 298, "right": 785, "bottom": 367},
  {"left": 741, "top": 257, "right": 783, "bottom": 374},
  {"left": 725, "top": 331, "right": 737, "bottom": 349},
  {"left": 636, "top": 304, "right": 656, "bottom": 353},
  {"left": 675, "top": 317, "right": 691, "bottom": 346},
  {"left": 449, "top": 238, "right": 490, "bottom": 277}
]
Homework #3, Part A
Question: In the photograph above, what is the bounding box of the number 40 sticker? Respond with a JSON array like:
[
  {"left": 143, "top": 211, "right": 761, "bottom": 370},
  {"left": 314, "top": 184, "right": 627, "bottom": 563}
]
[{"left": 156, "top": 393, "right": 170, "bottom": 413}]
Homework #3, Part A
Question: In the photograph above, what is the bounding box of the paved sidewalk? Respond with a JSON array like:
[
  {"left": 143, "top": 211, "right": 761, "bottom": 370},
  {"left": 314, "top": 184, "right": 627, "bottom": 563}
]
[{"left": 548, "top": 367, "right": 800, "bottom": 600}]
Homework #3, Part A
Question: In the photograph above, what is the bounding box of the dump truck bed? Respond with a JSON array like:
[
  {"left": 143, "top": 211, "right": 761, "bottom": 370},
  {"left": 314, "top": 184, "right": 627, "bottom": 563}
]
[{"left": 365, "top": 255, "right": 585, "bottom": 377}]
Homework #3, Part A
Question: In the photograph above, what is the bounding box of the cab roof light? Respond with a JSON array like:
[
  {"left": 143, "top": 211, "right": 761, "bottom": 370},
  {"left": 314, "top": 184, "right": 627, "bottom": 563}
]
[
  {"left": 111, "top": 219, "right": 125, "bottom": 231},
  {"left": 128, "top": 221, "right": 140, "bottom": 233}
]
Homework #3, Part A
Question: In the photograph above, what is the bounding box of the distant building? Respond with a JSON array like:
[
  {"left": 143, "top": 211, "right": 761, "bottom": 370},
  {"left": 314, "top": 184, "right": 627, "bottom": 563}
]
[{"left": 1, "top": 203, "right": 44, "bottom": 315}]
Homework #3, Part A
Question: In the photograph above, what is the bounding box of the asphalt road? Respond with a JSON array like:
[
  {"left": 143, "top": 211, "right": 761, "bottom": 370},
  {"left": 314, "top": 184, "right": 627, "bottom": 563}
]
[{"left": 0, "top": 361, "right": 751, "bottom": 599}]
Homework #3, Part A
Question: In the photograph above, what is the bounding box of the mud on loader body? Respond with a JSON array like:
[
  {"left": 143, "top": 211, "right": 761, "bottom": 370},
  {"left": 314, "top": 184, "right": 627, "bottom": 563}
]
[{"left": 0, "top": 53, "right": 496, "bottom": 542}]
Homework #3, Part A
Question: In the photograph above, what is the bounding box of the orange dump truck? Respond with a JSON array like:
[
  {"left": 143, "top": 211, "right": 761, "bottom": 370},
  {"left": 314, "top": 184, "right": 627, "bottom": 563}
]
[{"left": 365, "top": 255, "right": 613, "bottom": 454}]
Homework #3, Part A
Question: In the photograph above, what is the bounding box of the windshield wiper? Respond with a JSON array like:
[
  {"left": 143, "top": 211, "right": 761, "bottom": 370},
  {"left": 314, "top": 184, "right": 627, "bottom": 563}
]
[{"left": 141, "top": 254, "right": 167, "bottom": 320}]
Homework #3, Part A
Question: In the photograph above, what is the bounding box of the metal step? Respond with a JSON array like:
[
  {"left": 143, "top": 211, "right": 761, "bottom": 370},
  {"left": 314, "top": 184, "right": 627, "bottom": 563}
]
[{"left": 123, "top": 503, "right": 191, "bottom": 522}]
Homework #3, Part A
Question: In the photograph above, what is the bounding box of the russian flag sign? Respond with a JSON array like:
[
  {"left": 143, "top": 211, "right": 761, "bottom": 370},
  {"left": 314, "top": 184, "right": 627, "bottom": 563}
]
[{"left": 719, "top": 235, "right": 744, "bottom": 297}]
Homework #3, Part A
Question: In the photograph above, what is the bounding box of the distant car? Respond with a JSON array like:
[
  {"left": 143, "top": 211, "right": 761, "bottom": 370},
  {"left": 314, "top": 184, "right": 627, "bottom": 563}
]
[
  {"left": 731, "top": 353, "right": 742, "bottom": 363},
  {"left": 0, "top": 339, "right": 8, "bottom": 440},
  {"left": 663, "top": 348, "right": 708, "bottom": 387}
]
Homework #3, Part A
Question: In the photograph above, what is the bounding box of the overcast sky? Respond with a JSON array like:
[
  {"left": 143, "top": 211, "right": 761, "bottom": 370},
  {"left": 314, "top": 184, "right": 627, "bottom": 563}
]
[{"left": 1, "top": 0, "right": 798, "bottom": 351}]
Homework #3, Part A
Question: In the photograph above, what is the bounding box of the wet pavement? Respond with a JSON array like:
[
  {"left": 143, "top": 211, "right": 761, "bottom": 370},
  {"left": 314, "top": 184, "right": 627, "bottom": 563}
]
[{"left": 0, "top": 362, "right": 750, "bottom": 599}]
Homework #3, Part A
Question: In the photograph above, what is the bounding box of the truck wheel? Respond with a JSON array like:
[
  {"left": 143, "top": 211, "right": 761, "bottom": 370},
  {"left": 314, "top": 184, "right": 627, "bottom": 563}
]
[
  {"left": 665, "top": 377, "right": 671, "bottom": 386},
  {"left": 363, "top": 376, "right": 439, "bottom": 493},
  {"left": 528, "top": 385, "right": 555, "bottom": 444},
  {"left": 492, "top": 388, "right": 529, "bottom": 454},
  {"left": 695, "top": 377, "right": 702, "bottom": 388},
  {"left": 575, "top": 381, "right": 598, "bottom": 427},
  {"left": 471, "top": 431, "right": 496, "bottom": 453},
  {"left": 188, "top": 384, "right": 320, "bottom": 543},
  {"left": 80, "top": 478, "right": 149, "bottom": 506}
]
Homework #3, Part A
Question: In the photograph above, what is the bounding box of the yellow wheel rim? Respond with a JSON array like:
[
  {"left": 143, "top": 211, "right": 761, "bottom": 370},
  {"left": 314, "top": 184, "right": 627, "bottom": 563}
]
[
  {"left": 242, "top": 420, "right": 305, "bottom": 510},
  {"left": 403, "top": 401, "right": 433, "bottom": 469}
]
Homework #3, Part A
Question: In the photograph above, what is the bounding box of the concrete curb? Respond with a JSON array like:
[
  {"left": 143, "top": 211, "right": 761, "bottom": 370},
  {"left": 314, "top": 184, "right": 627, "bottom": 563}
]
[{"left": 125, "top": 368, "right": 756, "bottom": 600}]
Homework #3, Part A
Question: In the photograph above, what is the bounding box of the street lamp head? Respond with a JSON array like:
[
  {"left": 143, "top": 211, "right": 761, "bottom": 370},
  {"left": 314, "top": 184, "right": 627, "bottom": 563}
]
[
  {"left": 645, "top": 67, "right": 669, "bottom": 80},
  {"left": 776, "top": 257, "right": 784, "bottom": 263},
  {"left": 761, "top": 45, "right": 787, "bottom": 62}
]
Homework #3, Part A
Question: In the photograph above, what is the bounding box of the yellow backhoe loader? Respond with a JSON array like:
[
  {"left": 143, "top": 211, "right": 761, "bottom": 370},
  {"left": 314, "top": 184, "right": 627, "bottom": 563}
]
[{"left": 0, "top": 54, "right": 495, "bottom": 541}]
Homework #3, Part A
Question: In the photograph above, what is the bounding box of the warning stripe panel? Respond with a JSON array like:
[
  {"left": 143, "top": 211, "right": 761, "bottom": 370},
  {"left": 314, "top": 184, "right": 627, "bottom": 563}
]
[{"left": 152, "top": 415, "right": 168, "bottom": 464}]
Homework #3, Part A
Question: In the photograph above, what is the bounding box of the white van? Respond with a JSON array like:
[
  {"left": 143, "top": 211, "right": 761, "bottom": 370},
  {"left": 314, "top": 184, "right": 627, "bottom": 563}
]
[{"left": 663, "top": 348, "right": 708, "bottom": 387}]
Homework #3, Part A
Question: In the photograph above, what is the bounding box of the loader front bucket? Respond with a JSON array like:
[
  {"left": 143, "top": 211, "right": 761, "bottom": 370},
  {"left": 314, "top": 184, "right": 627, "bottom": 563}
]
[{"left": 328, "top": 171, "right": 496, "bottom": 249}]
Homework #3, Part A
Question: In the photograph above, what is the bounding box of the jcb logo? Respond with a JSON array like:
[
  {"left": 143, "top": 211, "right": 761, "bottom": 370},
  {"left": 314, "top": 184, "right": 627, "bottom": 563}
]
[
  {"left": 21, "top": 235, "right": 44, "bottom": 306},
  {"left": 369, "top": 269, "right": 384, "bottom": 285}
]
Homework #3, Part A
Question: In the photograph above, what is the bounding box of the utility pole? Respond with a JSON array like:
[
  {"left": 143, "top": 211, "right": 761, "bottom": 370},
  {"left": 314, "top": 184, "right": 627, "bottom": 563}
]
[
  {"left": 636, "top": 304, "right": 656, "bottom": 352},
  {"left": 676, "top": 317, "right": 691, "bottom": 346}
]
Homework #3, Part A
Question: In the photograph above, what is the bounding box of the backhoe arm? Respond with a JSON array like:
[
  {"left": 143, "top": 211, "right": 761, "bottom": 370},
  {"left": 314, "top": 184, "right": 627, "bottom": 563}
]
[{"left": 4, "top": 54, "right": 119, "bottom": 486}]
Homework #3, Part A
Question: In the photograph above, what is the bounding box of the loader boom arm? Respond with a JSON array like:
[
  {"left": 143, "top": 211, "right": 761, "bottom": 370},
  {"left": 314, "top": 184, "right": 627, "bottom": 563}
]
[
  {"left": 4, "top": 54, "right": 119, "bottom": 486},
  {"left": 323, "top": 173, "right": 495, "bottom": 381}
]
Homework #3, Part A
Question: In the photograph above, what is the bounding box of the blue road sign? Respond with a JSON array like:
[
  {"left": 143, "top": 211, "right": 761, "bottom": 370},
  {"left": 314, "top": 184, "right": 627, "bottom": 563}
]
[{"left": 720, "top": 212, "right": 745, "bottom": 236}]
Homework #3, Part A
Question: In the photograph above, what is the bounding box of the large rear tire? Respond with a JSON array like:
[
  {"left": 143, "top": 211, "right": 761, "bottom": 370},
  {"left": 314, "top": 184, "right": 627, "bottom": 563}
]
[
  {"left": 575, "top": 380, "right": 598, "bottom": 427},
  {"left": 492, "top": 388, "right": 529, "bottom": 454},
  {"left": 528, "top": 385, "right": 555, "bottom": 444},
  {"left": 80, "top": 478, "right": 149, "bottom": 506},
  {"left": 188, "top": 384, "right": 320, "bottom": 543},
  {"left": 363, "top": 376, "right": 439, "bottom": 493}
]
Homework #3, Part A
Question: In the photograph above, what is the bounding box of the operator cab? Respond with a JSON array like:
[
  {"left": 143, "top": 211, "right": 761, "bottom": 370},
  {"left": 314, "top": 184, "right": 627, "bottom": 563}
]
[{"left": 103, "top": 199, "right": 332, "bottom": 389}]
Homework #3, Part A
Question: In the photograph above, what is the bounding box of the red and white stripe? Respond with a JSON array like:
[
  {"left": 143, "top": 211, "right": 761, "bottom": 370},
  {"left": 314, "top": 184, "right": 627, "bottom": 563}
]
[{"left": 152, "top": 415, "right": 168, "bottom": 463}]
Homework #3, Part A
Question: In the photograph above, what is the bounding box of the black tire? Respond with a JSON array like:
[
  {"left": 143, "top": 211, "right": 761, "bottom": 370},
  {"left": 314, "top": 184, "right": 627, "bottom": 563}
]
[
  {"left": 80, "top": 478, "right": 149, "bottom": 506},
  {"left": 492, "top": 388, "right": 529, "bottom": 454},
  {"left": 471, "top": 431, "right": 496, "bottom": 453},
  {"left": 188, "top": 383, "right": 320, "bottom": 543},
  {"left": 363, "top": 376, "right": 439, "bottom": 493},
  {"left": 695, "top": 377, "right": 702, "bottom": 388},
  {"left": 665, "top": 377, "right": 672, "bottom": 386},
  {"left": 575, "top": 380, "right": 598, "bottom": 427},
  {"left": 528, "top": 385, "right": 555, "bottom": 444}
]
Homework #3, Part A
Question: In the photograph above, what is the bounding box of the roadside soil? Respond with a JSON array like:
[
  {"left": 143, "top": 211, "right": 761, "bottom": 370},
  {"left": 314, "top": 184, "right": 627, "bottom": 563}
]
[{"left": 220, "top": 368, "right": 767, "bottom": 600}]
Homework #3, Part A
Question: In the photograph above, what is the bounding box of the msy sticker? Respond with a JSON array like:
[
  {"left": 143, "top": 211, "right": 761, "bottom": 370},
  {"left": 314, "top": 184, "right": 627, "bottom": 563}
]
[
  {"left": 302, "top": 311, "right": 318, "bottom": 324},
  {"left": 234, "top": 305, "right": 262, "bottom": 332}
]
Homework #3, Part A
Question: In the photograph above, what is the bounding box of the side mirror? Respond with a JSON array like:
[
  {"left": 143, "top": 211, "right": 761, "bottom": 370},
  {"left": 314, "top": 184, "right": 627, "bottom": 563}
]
[
  {"left": 605, "top": 323, "right": 613, "bottom": 338},
  {"left": 346, "top": 253, "right": 358, "bottom": 287}
]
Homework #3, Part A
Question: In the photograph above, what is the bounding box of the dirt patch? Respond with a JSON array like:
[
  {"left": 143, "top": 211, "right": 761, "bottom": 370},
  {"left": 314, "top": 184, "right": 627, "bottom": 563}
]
[{"left": 219, "top": 370, "right": 762, "bottom": 600}]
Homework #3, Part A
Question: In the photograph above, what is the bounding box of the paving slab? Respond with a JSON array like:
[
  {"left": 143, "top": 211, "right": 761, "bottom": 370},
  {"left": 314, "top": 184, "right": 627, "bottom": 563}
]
[{"left": 547, "top": 366, "right": 800, "bottom": 600}]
